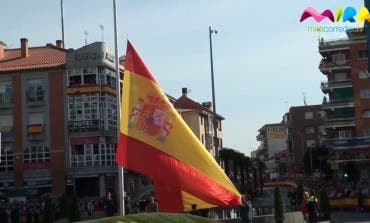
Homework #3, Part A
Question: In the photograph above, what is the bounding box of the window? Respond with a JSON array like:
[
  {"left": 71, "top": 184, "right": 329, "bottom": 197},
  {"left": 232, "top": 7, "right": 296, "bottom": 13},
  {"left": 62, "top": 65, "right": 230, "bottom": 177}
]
[
  {"left": 363, "top": 109, "right": 370, "bottom": 118},
  {"left": 358, "top": 50, "right": 368, "bottom": 59},
  {"left": 332, "top": 53, "right": 346, "bottom": 64},
  {"left": 27, "top": 79, "right": 44, "bottom": 102},
  {"left": 334, "top": 73, "right": 347, "bottom": 81},
  {"left": 306, "top": 139, "right": 315, "bottom": 148},
  {"left": 0, "top": 81, "right": 12, "bottom": 105},
  {"left": 339, "top": 130, "right": 351, "bottom": 139},
  {"left": 71, "top": 143, "right": 116, "bottom": 168},
  {"left": 83, "top": 67, "right": 97, "bottom": 84},
  {"left": 23, "top": 146, "right": 50, "bottom": 163},
  {"left": 319, "top": 127, "right": 327, "bottom": 135},
  {"left": 364, "top": 129, "right": 370, "bottom": 137},
  {"left": 69, "top": 95, "right": 100, "bottom": 121},
  {"left": 317, "top": 111, "right": 326, "bottom": 119},
  {"left": 360, "top": 89, "right": 370, "bottom": 98},
  {"left": 305, "top": 126, "right": 315, "bottom": 134},
  {"left": 305, "top": 112, "right": 313, "bottom": 119},
  {"left": 359, "top": 70, "right": 369, "bottom": 79},
  {"left": 0, "top": 144, "right": 13, "bottom": 172}
]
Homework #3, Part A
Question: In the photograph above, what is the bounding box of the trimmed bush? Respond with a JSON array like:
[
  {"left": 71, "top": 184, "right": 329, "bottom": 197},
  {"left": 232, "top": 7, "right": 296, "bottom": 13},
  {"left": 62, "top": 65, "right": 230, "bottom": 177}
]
[
  {"left": 274, "top": 186, "right": 286, "bottom": 223},
  {"left": 68, "top": 195, "right": 80, "bottom": 222},
  {"left": 319, "top": 190, "right": 331, "bottom": 221}
]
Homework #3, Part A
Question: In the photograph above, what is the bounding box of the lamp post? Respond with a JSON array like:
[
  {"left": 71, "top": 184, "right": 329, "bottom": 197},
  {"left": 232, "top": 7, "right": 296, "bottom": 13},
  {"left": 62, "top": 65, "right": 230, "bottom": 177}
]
[{"left": 209, "top": 26, "right": 219, "bottom": 162}]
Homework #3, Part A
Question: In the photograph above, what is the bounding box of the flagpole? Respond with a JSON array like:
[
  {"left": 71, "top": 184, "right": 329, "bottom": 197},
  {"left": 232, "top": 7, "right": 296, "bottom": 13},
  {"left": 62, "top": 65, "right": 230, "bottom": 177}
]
[
  {"left": 113, "top": 0, "right": 125, "bottom": 216},
  {"left": 209, "top": 26, "right": 219, "bottom": 163}
]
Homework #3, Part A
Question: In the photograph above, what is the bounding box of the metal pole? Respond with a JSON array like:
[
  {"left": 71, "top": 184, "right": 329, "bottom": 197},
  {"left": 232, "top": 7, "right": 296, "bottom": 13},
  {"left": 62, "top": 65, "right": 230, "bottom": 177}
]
[
  {"left": 60, "top": 0, "right": 65, "bottom": 47},
  {"left": 310, "top": 147, "right": 313, "bottom": 175},
  {"left": 113, "top": 0, "right": 125, "bottom": 216},
  {"left": 209, "top": 26, "right": 219, "bottom": 163}
]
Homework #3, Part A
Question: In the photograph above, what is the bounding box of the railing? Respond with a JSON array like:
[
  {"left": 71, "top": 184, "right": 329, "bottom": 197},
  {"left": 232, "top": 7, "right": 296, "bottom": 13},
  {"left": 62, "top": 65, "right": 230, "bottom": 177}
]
[
  {"left": 322, "top": 98, "right": 354, "bottom": 109},
  {"left": 71, "top": 154, "right": 116, "bottom": 168},
  {"left": 0, "top": 92, "right": 13, "bottom": 107},
  {"left": 321, "top": 79, "right": 352, "bottom": 92},
  {"left": 26, "top": 90, "right": 44, "bottom": 105},
  {"left": 319, "top": 59, "right": 351, "bottom": 71}
]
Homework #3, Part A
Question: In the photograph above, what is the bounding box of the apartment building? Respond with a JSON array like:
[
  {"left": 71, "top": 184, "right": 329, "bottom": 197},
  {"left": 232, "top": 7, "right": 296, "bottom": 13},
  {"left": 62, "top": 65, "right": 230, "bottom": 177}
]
[
  {"left": 0, "top": 38, "right": 67, "bottom": 195},
  {"left": 319, "top": 29, "right": 370, "bottom": 179}
]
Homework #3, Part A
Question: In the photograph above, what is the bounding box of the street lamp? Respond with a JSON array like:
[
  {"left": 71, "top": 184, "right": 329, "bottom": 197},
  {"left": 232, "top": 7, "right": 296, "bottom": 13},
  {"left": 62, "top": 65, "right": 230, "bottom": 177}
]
[{"left": 209, "top": 26, "right": 219, "bottom": 162}]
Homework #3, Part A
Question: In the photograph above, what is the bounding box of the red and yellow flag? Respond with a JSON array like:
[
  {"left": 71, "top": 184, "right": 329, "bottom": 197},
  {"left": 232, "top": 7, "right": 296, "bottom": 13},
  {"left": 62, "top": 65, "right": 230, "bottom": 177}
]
[{"left": 116, "top": 41, "right": 241, "bottom": 212}]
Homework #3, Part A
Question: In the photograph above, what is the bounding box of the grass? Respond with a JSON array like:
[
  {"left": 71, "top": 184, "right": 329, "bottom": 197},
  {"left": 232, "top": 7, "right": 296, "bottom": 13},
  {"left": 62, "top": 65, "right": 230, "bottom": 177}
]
[{"left": 79, "top": 212, "right": 218, "bottom": 223}]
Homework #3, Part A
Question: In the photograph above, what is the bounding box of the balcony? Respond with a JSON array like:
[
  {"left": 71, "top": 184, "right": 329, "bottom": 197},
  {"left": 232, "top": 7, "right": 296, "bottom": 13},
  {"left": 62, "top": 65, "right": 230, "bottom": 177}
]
[
  {"left": 319, "top": 59, "right": 351, "bottom": 73},
  {"left": 321, "top": 117, "right": 355, "bottom": 129},
  {"left": 322, "top": 98, "right": 354, "bottom": 109},
  {"left": 26, "top": 90, "right": 45, "bottom": 106},
  {"left": 321, "top": 136, "right": 370, "bottom": 149},
  {"left": 321, "top": 79, "right": 352, "bottom": 93},
  {"left": 0, "top": 92, "right": 13, "bottom": 108}
]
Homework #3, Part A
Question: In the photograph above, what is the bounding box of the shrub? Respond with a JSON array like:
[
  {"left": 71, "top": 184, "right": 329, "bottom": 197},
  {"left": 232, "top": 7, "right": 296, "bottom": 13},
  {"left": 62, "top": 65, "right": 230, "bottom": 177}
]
[{"left": 274, "top": 186, "right": 286, "bottom": 223}]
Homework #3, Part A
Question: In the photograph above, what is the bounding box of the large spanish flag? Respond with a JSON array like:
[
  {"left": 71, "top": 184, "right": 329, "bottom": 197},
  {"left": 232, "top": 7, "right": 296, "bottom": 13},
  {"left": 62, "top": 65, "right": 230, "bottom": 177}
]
[{"left": 116, "top": 41, "right": 241, "bottom": 212}]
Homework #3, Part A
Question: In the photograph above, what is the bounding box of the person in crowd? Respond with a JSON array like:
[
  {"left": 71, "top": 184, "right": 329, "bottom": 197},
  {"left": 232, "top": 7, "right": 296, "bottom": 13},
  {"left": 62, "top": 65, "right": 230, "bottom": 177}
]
[
  {"left": 10, "top": 205, "right": 19, "bottom": 223},
  {"left": 239, "top": 194, "right": 252, "bottom": 223},
  {"left": 357, "top": 187, "right": 364, "bottom": 212},
  {"left": 104, "top": 192, "right": 115, "bottom": 217},
  {"left": 25, "top": 204, "right": 32, "bottom": 223},
  {"left": 0, "top": 203, "right": 9, "bottom": 223},
  {"left": 145, "top": 196, "right": 159, "bottom": 212},
  {"left": 87, "top": 200, "right": 94, "bottom": 217},
  {"left": 190, "top": 204, "right": 199, "bottom": 216},
  {"left": 307, "top": 190, "right": 319, "bottom": 223},
  {"left": 301, "top": 191, "right": 309, "bottom": 223}
]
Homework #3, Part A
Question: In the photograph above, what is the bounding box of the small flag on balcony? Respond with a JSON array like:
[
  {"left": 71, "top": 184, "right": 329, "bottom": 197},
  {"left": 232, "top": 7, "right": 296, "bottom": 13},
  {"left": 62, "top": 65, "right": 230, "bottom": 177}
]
[
  {"left": 116, "top": 41, "right": 241, "bottom": 212},
  {"left": 28, "top": 124, "right": 43, "bottom": 135}
]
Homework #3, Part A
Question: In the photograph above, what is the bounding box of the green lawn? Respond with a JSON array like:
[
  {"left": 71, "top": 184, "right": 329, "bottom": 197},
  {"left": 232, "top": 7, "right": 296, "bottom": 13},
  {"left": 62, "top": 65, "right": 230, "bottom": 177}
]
[{"left": 79, "top": 212, "right": 218, "bottom": 223}]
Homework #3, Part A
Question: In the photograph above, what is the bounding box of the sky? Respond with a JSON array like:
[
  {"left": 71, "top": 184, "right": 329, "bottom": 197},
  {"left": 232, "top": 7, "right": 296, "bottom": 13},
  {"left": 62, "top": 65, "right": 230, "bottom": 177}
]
[{"left": 0, "top": 0, "right": 366, "bottom": 156}]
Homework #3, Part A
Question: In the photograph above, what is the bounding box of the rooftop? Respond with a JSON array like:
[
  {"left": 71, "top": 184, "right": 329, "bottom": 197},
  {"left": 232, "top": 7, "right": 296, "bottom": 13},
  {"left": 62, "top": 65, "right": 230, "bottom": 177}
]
[{"left": 0, "top": 39, "right": 67, "bottom": 73}]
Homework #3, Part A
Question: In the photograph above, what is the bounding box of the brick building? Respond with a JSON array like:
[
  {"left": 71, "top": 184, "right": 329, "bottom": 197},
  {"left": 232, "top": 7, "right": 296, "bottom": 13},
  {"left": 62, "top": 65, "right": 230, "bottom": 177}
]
[
  {"left": 319, "top": 29, "right": 370, "bottom": 179},
  {"left": 0, "top": 38, "right": 67, "bottom": 194}
]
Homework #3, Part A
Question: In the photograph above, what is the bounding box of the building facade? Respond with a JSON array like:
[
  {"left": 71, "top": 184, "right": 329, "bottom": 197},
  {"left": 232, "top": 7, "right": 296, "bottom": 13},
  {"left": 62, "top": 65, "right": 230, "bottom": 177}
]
[
  {"left": 319, "top": 29, "right": 370, "bottom": 179},
  {"left": 173, "top": 87, "right": 224, "bottom": 158},
  {"left": 256, "top": 123, "right": 287, "bottom": 178},
  {"left": 285, "top": 105, "right": 325, "bottom": 173},
  {"left": 66, "top": 42, "right": 121, "bottom": 197},
  {"left": 0, "top": 38, "right": 67, "bottom": 195}
]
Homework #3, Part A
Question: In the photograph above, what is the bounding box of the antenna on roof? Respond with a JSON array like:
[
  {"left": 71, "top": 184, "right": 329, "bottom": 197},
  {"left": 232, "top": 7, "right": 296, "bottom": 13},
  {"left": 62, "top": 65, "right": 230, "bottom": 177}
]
[
  {"left": 303, "top": 92, "right": 307, "bottom": 106},
  {"left": 84, "top": 30, "right": 88, "bottom": 46},
  {"left": 100, "top": 25, "right": 104, "bottom": 42}
]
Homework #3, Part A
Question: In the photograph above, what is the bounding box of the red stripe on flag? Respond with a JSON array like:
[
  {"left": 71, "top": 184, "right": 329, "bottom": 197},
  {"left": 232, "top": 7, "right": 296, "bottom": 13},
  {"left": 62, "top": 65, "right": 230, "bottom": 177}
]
[
  {"left": 116, "top": 134, "right": 241, "bottom": 212},
  {"left": 125, "top": 41, "right": 157, "bottom": 83},
  {"left": 153, "top": 181, "right": 184, "bottom": 212}
]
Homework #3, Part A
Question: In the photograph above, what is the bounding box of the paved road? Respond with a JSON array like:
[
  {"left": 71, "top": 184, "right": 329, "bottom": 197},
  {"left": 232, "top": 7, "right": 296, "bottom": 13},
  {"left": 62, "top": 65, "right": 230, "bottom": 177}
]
[{"left": 329, "top": 211, "right": 370, "bottom": 223}]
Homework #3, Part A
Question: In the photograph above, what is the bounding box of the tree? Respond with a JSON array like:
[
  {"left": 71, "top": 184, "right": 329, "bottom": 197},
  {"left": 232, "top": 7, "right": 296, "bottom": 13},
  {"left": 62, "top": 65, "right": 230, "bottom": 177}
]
[
  {"left": 58, "top": 193, "right": 68, "bottom": 219},
  {"left": 274, "top": 186, "right": 286, "bottom": 223},
  {"left": 219, "top": 148, "right": 233, "bottom": 176},
  {"left": 43, "top": 196, "right": 54, "bottom": 223},
  {"left": 252, "top": 157, "right": 266, "bottom": 194}
]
